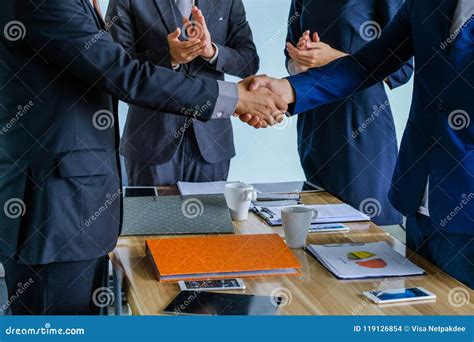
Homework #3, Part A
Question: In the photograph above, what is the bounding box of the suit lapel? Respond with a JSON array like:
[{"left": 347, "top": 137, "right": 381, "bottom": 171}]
[
  {"left": 196, "top": 0, "right": 211, "bottom": 21},
  {"left": 436, "top": 0, "right": 458, "bottom": 53},
  {"left": 83, "top": 0, "right": 105, "bottom": 30},
  {"left": 154, "top": 0, "right": 181, "bottom": 34}
]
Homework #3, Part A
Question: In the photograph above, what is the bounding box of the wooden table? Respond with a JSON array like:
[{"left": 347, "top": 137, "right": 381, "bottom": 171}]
[{"left": 111, "top": 190, "right": 473, "bottom": 315}]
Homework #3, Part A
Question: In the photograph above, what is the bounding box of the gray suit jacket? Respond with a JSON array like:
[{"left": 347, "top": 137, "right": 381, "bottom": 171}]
[{"left": 107, "top": 0, "right": 259, "bottom": 165}]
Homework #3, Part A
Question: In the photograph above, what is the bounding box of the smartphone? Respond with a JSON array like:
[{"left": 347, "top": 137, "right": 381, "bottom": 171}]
[
  {"left": 178, "top": 279, "right": 246, "bottom": 291},
  {"left": 363, "top": 287, "right": 436, "bottom": 304},
  {"left": 123, "top": 186, "right": 158, "bottom": 198}
]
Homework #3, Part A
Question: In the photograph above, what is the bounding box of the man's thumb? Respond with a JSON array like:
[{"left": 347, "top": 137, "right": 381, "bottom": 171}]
[{"left": 169, "top": 28, "right": 181, "bottom": 40}]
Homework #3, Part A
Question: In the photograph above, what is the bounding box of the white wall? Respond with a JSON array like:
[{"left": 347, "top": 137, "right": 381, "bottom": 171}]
[{"left": 100, "top": 0, "right": 413, "bottom": 184}]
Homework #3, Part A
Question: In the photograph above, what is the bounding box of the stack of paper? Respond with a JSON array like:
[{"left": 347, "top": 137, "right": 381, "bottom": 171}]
[
  {"left": 177, "top": 181, "right": 231, "bottom": 196},
  {"left": 307, "top": 242, "right": 425, "bottom": 279},
  {"left": 253, "top": 204, "right": 370, "bottom": 226}
]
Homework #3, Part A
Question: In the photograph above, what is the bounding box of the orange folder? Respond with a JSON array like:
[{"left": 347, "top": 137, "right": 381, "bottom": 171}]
[{"left": 146, "top": 234, "right": 302, "bottom": 282}]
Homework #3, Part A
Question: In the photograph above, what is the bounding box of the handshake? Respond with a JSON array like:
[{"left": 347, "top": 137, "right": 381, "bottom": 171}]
[{"left": 234, "top": 76, "right": 296, "bottom": 129}]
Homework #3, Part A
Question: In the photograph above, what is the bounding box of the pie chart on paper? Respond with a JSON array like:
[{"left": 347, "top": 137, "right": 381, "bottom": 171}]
[
  {"left": 355, "top": 259, "right": 387, "bottom": 269},
  {"left": 347, "top": 251, "right": 375, "bottom": 260}
]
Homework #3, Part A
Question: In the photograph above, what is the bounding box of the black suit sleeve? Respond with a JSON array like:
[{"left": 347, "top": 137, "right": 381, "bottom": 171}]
[
  {"left": 378, "top": 0, "right": 414, "bottom": 89},
  {"left": 106, "top": 0, "right": 173, "bottom": 68},
  {"left": 213, "top": 0, "right": 260, "bottom": 78},
  {"left": 285, "top": 0, "right": 303, "bottom": 71},
  {"left": 17, "top": 0, "right": 218, "bottom": 121}
]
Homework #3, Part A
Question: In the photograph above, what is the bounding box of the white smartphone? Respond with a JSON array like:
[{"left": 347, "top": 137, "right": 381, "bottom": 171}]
[
  {"left": 363, "top": 287, "right": 436, "bottom": 304},
  {"left": 178, "top": 279, "right": 246, "bottom": 291}
]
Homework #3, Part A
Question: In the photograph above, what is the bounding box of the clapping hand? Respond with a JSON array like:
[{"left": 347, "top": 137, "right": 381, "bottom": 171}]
[
  {"left": 167, "top": 28, "right": 207, "bottom": 67},
  {"left": 287, "top": 31, "right": 347, "bottom": 73},
  {"left": 183, "top": 6, "right": 216, "bottom": 60}
]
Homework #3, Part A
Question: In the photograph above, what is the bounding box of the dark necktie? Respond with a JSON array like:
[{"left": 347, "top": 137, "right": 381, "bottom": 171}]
[{"left": 449, "top": 15, "right": 473, "bottom": 70}]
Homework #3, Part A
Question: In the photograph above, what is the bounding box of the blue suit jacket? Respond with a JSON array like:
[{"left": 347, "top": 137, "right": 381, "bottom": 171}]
[
  {"left": 287, "top": 0, "right": 474, "bottom": 235},
  {"left": 285, "top": 0, "right": 413, "bottom": 226}
]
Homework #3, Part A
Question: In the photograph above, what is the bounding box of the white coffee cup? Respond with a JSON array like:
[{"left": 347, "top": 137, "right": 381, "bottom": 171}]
[
  {"left": 281, "top": 206, "right": 318, "bottom": 248},
  {"left": 224, "top": 183, "right": 257, "bottom": 221}
]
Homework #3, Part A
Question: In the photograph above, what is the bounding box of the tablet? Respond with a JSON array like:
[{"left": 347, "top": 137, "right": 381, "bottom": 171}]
[
  {"left": 123, "top": 186, "right": 158, "bottom": 197},
  {"left": 163, "top": 291, "right": 282, "bottom": 316},
  {"left": 253, "top": 181, "right": 324, "bottom": 194}
]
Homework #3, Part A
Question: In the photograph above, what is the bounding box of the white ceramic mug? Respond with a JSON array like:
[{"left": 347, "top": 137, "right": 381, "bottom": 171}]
[
  {"left": 281, "top": 206, "right": 318, "bottom": 248},
  {"left": 224, "top": 183, "right": 257, "bottom": 221}
]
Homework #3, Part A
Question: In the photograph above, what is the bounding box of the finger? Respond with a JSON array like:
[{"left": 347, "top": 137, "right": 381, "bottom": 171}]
[
  {"left": 168, "top": 27, "right": 181, "bottom": 41},
  {"left": 248, "top": 75, "right": 270, "bottom": 91},
  {"left": 184, "top": 42, "right": 207, "bottom": 54},
  {"left": 248, "top": 116, "right": 261, "bottom": 126},
  {"left": 274, "top": 114, "right": 285, "bottom": 124},
  {"left": 286, "top": 42, "right": 301, "bottom": 57},
  {"left": 195, "top": 8, "right": 208, "bottom": 29},
  {"left": 306, "top": 41, "right": 324, "bottom": 50},
  {"left": 179, "top": 39, "right": 203, "bottom": 49},
  {"left": 273, "top": 94, "right": 288, "bottom": 113},
  {"left": 238, "top": 114, "right": 253, "bottom": 123},
  {"left": 313, "top": 32, "right": 321, "bottom": 43}
]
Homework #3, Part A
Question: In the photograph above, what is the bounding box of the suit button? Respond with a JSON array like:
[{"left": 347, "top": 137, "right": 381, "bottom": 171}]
[
  {"left": 216, "top": 112, "right": 223, "bottom": 118},
  {"left": 438, "top": 103, "right": 450, "bottom": 112}
]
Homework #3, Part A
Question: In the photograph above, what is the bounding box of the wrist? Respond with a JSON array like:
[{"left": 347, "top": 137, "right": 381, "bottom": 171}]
[
  {"left": 202, "top": 42, "right": 216, "bottom": 59},
  {"left": 280, "top": 79, "right": 296, "bottom": 104}
]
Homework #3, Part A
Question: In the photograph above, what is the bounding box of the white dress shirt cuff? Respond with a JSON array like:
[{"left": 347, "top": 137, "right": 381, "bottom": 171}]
[
  {"left": 202, "top": 43, "right": 219, "bottom": 65},
  {"left": 211, "top": 81, "right": 238, "bottom": 119}
]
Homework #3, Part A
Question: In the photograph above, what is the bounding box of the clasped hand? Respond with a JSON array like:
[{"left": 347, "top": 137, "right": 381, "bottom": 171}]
[{"left": 234, "top": 76, "right": 296, "bottom": 129}]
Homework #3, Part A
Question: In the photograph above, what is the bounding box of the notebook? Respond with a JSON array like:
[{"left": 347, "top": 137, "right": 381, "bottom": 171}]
[
  {"left": 253, "top": 204, "right": 370, "bottom": 226},
  {"left": 146, "top": 234, "right": 302, "bottom": 282},
  {"left": 306, "top": 242, "right": 425, "bottom": 280}
]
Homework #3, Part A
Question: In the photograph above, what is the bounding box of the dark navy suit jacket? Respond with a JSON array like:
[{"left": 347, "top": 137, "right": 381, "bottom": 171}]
[
  {"left": 286, "top": 0, "right": 413, "bottom": 225},
  {"left": 0, "top": 0, "right": 221, "bottom": 264},
  {"left": 287, "top": 0, "right": 474, "bottom": 235},
  {"left": 107, "top": 0, "right": 259, "bottom": 165}
]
